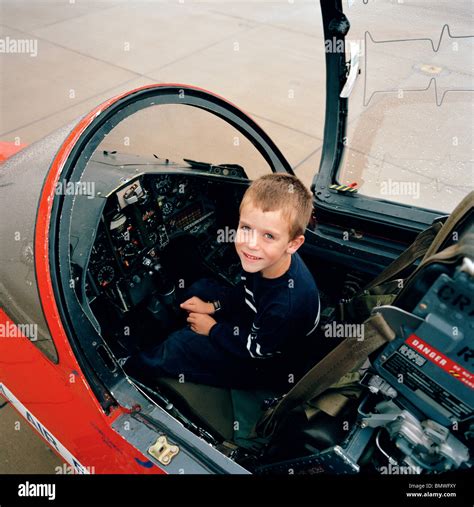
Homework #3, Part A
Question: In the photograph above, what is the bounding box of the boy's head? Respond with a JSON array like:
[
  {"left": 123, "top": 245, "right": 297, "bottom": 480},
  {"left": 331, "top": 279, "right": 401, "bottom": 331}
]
[{"left": 235, "top": 173, "right": 313, "bottom": 278}]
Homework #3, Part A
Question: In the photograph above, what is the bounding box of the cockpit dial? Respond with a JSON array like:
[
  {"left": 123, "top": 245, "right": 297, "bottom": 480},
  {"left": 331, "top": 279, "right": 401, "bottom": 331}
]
[{"left": 97, "top": 265, "right": 115, "bottom": 287}]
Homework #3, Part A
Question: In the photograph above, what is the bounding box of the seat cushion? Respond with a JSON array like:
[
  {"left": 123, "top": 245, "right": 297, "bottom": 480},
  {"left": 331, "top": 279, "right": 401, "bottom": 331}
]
[{"left": 155, "top": 377, "right": 234, "bottom": 440}]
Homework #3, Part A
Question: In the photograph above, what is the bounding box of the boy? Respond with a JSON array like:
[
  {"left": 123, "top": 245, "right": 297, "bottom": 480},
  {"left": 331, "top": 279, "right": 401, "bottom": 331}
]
[{"left": 124, "top": 174, "right": 320, "bottom": 390}]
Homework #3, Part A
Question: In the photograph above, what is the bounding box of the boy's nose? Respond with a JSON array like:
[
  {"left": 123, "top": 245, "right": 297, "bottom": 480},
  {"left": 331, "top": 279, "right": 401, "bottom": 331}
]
[{"left": 247, "top": 231, "right": 259, "bottom": 248}]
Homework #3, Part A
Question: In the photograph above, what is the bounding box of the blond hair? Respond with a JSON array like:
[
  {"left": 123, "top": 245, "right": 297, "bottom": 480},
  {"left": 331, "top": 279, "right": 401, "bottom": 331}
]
[{"left": 240, "top": 174, "right": 313, "bottom": 239}]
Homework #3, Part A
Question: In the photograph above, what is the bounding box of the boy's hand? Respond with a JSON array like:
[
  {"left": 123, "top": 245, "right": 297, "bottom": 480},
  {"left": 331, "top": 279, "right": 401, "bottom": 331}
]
[
  {"left": 187, "top": 312, "right": 217, "bottom": 336},
  {"left": 180, "top": 296, "right": 215, "bottom": 315}
]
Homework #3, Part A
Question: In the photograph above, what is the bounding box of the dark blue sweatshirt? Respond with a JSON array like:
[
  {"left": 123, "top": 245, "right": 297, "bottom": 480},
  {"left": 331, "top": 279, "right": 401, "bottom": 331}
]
[{"left": 209, "top": 252, "right": 320, "bottom": 364}]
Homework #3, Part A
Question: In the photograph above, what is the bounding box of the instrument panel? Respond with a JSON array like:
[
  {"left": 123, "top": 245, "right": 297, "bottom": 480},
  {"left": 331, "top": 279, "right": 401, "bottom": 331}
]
[{"left": 85, "top": 173, "right": 243, "bottom": 312}]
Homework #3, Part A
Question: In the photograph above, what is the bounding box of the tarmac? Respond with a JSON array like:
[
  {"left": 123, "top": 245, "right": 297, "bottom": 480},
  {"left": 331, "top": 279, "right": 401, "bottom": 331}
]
[{"left": 0, "top": 0, "right": 472, "bottom": 474}]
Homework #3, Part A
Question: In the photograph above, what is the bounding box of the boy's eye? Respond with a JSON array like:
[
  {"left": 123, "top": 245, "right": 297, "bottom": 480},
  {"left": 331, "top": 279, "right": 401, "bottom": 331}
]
[
  {"left": 240, "top": 225, "right": 251, "bottom": 231},
  {"left": 264, "top": 233, "right": 274, "bottom": 240}
]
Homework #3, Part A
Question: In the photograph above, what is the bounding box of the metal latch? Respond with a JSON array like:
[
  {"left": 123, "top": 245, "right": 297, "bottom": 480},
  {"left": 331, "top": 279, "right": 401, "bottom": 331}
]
[{"left": 148, "top": 435, "right": 179, "bottom": 466}]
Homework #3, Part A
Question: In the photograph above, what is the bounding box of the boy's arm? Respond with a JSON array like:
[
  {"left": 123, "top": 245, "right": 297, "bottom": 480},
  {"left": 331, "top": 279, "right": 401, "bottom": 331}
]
[
  {"left": 208, "top": 321, "right": 253, "bottom": 358},
  {"left": 213, "top": 281, "right": 245, "bottom": 320},
  {"left": 181, "top": 278, "right": 243, "bottom": 315},
  {"left": 209, "top": 307, "right": 290, "bottom": 359}
]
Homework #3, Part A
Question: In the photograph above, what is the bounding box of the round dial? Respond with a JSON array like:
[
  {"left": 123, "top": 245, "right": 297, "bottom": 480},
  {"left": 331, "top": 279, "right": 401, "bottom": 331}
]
[
  {"left": 161, "top": 201, "right": 173, "bottom": 216},
  {"left": 120, "top": 242, "right": 139, "bottom": 259},
  {"left": 155, "top": 176, "right": 173, "bottom": 194},
  {"left": 97, "top": 265, "right": 115, "bottom": 286}
]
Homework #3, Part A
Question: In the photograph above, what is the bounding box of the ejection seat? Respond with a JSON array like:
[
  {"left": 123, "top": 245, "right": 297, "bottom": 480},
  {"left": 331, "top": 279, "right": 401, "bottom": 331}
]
[
  {"left": 155, "top": 377, "right": 235, "bottom": 440},
  {"left": 152, "top": 321, "right": 327, "bottom": 444},
  {"left": 155, "top": 377, "right": 278, "bottom": 446}
]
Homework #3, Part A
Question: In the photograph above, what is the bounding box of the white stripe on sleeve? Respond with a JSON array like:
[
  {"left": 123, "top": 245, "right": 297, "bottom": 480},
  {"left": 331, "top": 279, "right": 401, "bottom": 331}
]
[
  {"left": 306, "top": 297, "right": 321, "bottom": 336},
  {"left": 245, "top": 298, "right": 257, "bottom": 313}
]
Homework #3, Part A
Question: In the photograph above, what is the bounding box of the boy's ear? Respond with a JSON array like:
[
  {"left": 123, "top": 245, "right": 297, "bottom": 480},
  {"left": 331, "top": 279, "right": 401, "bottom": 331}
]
[{"left": 286, "top": 234, "right": 305, "bottom": 254}]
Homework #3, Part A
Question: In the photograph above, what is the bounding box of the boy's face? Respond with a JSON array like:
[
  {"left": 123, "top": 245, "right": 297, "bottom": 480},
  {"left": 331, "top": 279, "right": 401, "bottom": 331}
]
[{"left": 235, "top": 201, "right": 304, "bottom": 278}]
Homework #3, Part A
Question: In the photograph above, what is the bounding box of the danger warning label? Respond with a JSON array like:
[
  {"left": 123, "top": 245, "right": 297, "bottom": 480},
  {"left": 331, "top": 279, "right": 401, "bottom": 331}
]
[{"left": 406, "top": 335, "right": 474, "bottom": 390}]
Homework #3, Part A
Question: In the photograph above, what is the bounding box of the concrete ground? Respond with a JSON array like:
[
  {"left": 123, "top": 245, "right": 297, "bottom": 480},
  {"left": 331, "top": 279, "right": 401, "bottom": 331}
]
[
  {"left": 0, "top": 0, "right": 328, "bottom": 191},
  {"left": 0, "top": 395, "right": 63, "bottom": 473},
  {"left": 0, "top": 0, "right": 472, "bottom": 474}
]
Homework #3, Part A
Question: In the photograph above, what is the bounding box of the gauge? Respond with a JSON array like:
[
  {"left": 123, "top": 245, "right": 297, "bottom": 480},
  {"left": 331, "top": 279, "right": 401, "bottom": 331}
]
[
  {"left": 155, "top": 176, "right": 173, "bottom": 194},
  {"left": 97, "top": 265, "right": 115, "bottom": 286},
  {"left": 120, "top": 242, "right": 139, "bottom": 259},
  {"left": 161, "top": 201, "right": 173, "bottom": 216},
  {"left": 90, "top": 239, "right": 111, "bottom": 265},
  {"left": 148, "top": 232, "right": 158, "bottom": 244}
]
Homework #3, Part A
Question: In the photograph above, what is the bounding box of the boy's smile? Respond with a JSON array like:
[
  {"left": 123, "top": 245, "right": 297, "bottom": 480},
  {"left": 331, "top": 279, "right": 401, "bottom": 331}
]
[
  {"left": 235, "top": 201, "right": 305, "bottom": 278},
  {"left": 241, "top": 251, "right": 263, "bottom": 262}
]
